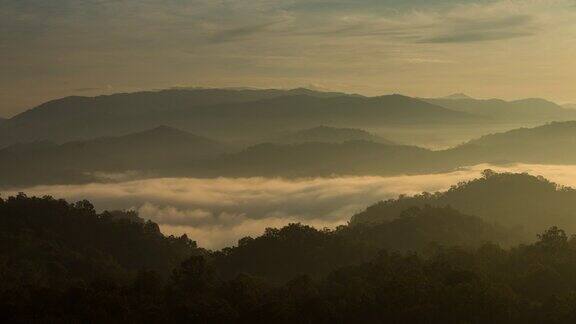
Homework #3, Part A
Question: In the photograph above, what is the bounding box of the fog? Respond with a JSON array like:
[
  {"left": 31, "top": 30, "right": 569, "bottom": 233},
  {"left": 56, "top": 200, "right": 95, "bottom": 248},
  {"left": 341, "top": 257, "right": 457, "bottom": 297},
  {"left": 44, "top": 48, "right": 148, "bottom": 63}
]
[{"left": 3, "top": 163, "right": 576, "bottom": 249}]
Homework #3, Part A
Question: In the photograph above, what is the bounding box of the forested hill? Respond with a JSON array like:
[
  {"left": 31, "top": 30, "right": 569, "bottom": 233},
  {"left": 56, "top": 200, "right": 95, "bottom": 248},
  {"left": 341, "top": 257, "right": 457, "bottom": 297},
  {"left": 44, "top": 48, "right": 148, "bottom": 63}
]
[
  {"left": 351, "top": 170, "right": 576, "bottom": 238},
  {"left": 0, "top": 194, "right": 204, "bottom": 284},
  {"left": 4, "top": 188, "right": 576, "bottom": 322}
]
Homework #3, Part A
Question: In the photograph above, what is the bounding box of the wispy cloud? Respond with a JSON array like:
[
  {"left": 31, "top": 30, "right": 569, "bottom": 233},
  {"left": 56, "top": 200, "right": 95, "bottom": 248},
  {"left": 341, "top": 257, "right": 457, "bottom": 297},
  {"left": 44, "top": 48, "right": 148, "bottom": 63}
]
[{"left": 1, "top": 0, "right": 576, "bottom": 115}]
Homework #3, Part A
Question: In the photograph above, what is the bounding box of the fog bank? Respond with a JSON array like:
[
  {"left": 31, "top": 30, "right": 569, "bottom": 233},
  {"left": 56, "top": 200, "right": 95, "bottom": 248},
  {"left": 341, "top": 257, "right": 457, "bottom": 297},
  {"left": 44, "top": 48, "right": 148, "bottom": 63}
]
[{"left": 3, "top": 163, "right": 576, "bottom": 249}]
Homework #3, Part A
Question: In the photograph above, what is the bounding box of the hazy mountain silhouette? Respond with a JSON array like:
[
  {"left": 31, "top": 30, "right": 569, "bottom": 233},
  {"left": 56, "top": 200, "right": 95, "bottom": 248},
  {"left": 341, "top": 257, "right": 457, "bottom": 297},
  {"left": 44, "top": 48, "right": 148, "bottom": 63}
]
[
  {"left": 563, "top": 103, "right": 576, "bottom": 110},
  {"left": 425, "top": 96, "right": 576, "bottom": 122},
  {"left": 273, "top": 126, "right": 394, "bottom": 144},
  {"left": 447, "top": 121, "right": 576, "bottom": 164},
  {"left": 205, "top": 141, "right": 445, "bottom": 178},
  {"left": 0, "top": 88, "right": 481, "bottom": 148},
  {"left": 6, "top": 120, "right": 576, "bottom": 185},
  {"left": 0, "top": 126, "right": 229, "bottom": 186},
  {"left": 351, "top": 171, "right": 576, "bottom": 239},
  {"left": 442, "top": 93, "right": 474, "bottom": 100}
]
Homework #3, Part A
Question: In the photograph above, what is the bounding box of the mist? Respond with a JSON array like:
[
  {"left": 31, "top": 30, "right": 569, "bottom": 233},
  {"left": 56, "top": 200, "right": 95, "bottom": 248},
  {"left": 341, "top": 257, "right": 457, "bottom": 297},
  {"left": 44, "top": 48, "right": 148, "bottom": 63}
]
[{"left": 2, "top": 163, "right": 575, "bottom": 249}]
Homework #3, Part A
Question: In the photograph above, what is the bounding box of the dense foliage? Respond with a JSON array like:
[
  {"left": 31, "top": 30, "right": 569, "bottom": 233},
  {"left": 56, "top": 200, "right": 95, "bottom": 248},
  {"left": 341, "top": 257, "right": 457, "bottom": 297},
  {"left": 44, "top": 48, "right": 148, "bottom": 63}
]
[
  {"left": 214, "top": 205, "right": 505, "bottom": 282},
  {"left": 352, "top": 171, "right": 576, "bottom": 239},
  {"left": 0, "top": 193, "right": 203, "bottom": 289},
  {"left": 5, "top": 190, "right": 576, "bottom": 322}
]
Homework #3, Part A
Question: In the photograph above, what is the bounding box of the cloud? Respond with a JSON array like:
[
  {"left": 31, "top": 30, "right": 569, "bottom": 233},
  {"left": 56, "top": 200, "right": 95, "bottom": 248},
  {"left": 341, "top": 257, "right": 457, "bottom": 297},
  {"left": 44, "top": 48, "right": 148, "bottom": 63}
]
[
  {"left": 208, "top": 21, "right": 281, "bottom": 43},
  {"left": 4, "top": 163, "right": 576, "bottom": 249},
  {"left": 2, "top": 0, "right": 576, "bottom": 115},
  {"left": 420, "top": 14, "right": 538, "bottom": 43}
]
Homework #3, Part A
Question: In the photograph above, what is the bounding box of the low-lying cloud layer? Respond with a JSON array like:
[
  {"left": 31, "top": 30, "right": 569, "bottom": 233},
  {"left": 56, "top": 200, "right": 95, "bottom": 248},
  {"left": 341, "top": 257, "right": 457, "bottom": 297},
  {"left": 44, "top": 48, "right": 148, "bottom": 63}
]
[{"left": 4, "top": 163, "right": 576, "bottom": 249}]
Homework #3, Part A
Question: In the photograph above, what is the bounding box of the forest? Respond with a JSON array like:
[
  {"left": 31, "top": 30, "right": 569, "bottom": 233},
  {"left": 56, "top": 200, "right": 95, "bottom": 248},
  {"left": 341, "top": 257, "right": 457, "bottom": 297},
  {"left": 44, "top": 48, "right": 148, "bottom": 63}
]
[{"left": 4, "top": 172, "right": 576, "bottom": 323}]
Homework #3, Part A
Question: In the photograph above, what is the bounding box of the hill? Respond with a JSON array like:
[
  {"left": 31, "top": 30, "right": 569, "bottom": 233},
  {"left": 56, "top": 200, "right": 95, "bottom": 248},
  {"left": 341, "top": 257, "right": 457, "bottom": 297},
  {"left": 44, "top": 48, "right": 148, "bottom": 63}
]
[
  {"left": 4, "top": 193, "right": 576, "bottom": 322},
  {"left": 0, "top": 126, "right": 229, "bottom": 187},
  {"left": 447, "top": 121, "right": 576, "bottom": 164},
  {"left": 351, "top": 171, "right": 576, "bottom": 238},
  {"left": 442, "top": 93, "right": 474, "bottom": 100},
  {"left": 0, "top": 88, "right": 481, "bottom": 148},
  {"left": 214, "top": 206, "right": 507, "bottom": 282},
  {"left": 206, "top": 141, "right": 446, "bottom": 178},
  {"left": 0, "top": 194, "right": 203, "bottom": 286},
  {"left": 273, "top": 126, "right": 394, "bottom": 144},
  {"left": 425, "top": 96, "right": 576, "bottom": 122}
]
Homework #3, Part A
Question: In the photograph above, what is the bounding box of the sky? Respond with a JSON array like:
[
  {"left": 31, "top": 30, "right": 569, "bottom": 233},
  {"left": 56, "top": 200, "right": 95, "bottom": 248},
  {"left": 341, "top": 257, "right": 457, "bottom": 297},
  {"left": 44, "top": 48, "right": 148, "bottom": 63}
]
[{"left": 1, "top": 0, "right": 576, "bottom": 117}]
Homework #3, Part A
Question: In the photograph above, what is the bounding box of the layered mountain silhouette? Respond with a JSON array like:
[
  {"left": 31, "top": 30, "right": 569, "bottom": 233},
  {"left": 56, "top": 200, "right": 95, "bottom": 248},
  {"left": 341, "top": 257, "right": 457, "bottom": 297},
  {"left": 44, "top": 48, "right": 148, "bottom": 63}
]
[
  {"left": 212, "top": 121, "right": 576, "bottom": 177},
  {"left": 447, "top": 121, "right": 576, "bottom": 164},
  {"left": 0, "top": 88, "right": 480, "bottom": 148},
  {"left": 273, "top": 126, "right": 394, "bottom": 144},
  {"left": 205, "top": 141, "right": 441, "bottom": 178},
  {"left": 442, "top": 93, "right": 474, "bottom": 100},
  {"left": 0, "top": 126, "right": 229, "bottom": 186},
  {"left": 6, "top": 121, "right": 576, "bottom": 186},
  {"left": 425, "top": 96, "right": 576, "bottom": 122}
]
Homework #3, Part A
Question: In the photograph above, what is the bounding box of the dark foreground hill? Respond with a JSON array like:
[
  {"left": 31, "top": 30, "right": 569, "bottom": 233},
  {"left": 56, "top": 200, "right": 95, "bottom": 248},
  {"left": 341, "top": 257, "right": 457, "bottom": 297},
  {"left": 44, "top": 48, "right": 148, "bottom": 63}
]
[
  {"left": 3, "top": 189, "right": 576, "bottom": 322},
  {"left": 0, "top": 194, "right": 204, "bottom": 284},
  {"left": 0, "top": 88, "right": 480, "bottom": 148}
]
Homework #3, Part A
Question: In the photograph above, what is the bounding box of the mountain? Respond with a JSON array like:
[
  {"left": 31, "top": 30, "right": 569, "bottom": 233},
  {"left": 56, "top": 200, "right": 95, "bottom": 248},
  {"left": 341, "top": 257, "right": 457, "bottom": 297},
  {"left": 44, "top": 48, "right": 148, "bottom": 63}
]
[
  {"left": 214, "top": 206, "right": 506, "bottom": 283},
  {"left": 0, "top": 88, "right": 481, "bottom": 148},
  {"left": 424, "top": 96, "right": 576, "bottom": 122},
  {"left": 204, "top": 141, "right": 447, "bottom": 178},
  {"left": 273, "top": 126, "right": 394, "bottom": 144},
  {"left": 8, "top": 120, "right": 576, "bottom": 186},
  {"left": 563, "top": 103, "right": 576, "bottom": 110},
  {"left": 4, "top": 192, "right": 576, "bottom": 323},
  {"left": 447, "top": 121, "right": 576, "bottom": 164},
  {"left": 351, "top": 171, "right": 576, "bottom": 238},
  {"left": 211, "top": 121, "right": 576, "bottom": 178},
  {"left": 442, "top": 93, "right": 474, "bottom": 100},
  {"left": 0, "top": 194, "right": 204, "bottom": 287},
  {"left": 0, "top": 126, "right": 229, "bottom": 187}
]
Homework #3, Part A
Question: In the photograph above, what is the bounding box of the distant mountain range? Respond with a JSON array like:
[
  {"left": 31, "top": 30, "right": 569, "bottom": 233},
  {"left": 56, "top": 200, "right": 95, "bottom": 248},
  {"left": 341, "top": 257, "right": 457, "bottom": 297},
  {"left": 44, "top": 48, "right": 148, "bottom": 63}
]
[
  {"left": 0, "top": 126, "right": 229, "bottom": 187},
  {"left": 2, "top": 87, "right": 576, "bottom": 186},
  {"left": 424, "top": 96, "right": 576, "bottom": 122},
  {"left": 272, "top": 126, "right": 394, "bottom": 144},
  {"left": 0, "top": 88, "right": 481, "bottom": 148},
  {"left": 2, "top": 87, "right": 572, "bottom": 149},
  {"left": 564, "top": 103, "right": 576, "bottom": 110},
  {"left": 5, "top": 121, "right": 576, "bottom": 186},
  {"left": 441, "top": 93, "right": 475, "bottom": 100},
  {"left": 446, "top": 121, "right": 576, "bottom": 165}
]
